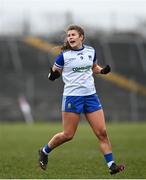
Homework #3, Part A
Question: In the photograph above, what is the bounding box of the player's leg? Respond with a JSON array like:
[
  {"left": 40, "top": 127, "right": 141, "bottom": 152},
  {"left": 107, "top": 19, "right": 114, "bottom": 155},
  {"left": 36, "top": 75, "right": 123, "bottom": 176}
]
[
  {"left": 48, "top": 112, "right": 80, "bottom": 149},
  {"left": 85, "top": 109, "right": 124, "bottom": 174},
  {"left": 39, "top": 112, "right": 80, "bottom": 170},
  {"left": 84, "top": 94, "right": 111, "bottom": 154},
  {"left": 85, "top": 109, "right": 112, "bottom": 154},
  {"left": 46, "top": 95, "right": 83, "bottom": 149}
]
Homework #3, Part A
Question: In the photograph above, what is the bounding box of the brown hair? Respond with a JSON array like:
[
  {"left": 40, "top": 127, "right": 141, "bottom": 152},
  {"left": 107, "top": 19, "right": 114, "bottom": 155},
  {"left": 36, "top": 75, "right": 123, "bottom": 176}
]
[{"left": 61, "top": 25, "right": 85, "bottom": 51}]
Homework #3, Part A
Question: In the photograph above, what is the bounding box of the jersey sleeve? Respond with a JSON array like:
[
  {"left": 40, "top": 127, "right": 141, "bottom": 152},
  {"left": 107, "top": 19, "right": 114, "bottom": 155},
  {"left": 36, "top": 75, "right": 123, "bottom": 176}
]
[
  {"left": 93, "top": 50, "right": 97, "bottom": 64},
  {"left": 54, "top": 52, "right": 64, "bottom": 69}
]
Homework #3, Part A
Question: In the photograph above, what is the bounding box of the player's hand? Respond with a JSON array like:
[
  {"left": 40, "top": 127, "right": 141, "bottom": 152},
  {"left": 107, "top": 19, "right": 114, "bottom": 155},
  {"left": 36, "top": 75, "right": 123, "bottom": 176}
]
[
  {"left": 48, "top": 68, "right": 60, "bottom": 81},
  {"left": 100, "top": 65, "right": 111, "bottom": 74}
]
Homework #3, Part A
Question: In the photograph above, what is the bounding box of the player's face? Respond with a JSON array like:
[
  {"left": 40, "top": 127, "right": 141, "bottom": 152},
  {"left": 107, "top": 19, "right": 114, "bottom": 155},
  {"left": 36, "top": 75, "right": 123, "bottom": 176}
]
[{"left": 67, "top": 30, "right": 84, "bottom": 50}]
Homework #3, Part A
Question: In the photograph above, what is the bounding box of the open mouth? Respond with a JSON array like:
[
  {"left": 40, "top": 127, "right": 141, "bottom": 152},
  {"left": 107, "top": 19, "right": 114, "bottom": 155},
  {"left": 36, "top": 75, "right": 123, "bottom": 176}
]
[{"left": 69, "top": 40, "right": 76, "bottom": 45}]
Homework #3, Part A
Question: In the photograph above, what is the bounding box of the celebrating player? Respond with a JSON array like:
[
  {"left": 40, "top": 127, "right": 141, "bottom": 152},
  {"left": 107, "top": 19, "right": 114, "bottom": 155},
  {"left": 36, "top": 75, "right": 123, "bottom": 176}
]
[{"left": 38, "top": 25, "right": 125, "bottom": 175}]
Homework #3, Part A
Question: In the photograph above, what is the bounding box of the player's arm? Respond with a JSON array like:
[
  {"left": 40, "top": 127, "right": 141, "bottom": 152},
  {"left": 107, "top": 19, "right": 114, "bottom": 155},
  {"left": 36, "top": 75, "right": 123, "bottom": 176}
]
[
  {"left": 92, "top": 49, "right": 111, "bottom": 75},
  {"left": 92, "top": 64, "right": 111, "bottom": 74},
  {"left": 48, "top": 52, "right": 64, "bottom": 81}
]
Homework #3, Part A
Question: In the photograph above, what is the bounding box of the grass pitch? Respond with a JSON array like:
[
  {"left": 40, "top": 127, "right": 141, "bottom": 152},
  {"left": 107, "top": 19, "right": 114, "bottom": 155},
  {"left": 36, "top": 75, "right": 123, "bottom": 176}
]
[{"left": 0, "top": 122, "right": 146, "bottom": 179}]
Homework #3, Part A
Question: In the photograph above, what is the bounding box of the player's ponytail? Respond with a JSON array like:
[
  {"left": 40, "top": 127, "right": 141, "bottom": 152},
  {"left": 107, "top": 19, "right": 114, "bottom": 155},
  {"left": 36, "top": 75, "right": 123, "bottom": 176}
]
[{"left": 61, "top": 40, "right": 72, "bottom": 51}]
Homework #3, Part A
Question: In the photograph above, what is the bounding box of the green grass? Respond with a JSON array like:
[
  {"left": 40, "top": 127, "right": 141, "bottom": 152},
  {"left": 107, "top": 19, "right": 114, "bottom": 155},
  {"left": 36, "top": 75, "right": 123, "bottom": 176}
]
[{"left": 0, "top": 122, "right": 146, "bottom": 179}]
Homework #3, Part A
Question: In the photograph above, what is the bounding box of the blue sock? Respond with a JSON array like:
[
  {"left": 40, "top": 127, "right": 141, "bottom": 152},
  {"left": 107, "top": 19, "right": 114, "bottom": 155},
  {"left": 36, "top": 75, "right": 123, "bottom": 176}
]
[
  {"left": 104, "top": 153, "right": 114, "bottom": 168},
  {"left": 42, "top": 144, "right": 52, "bottom": 155}
]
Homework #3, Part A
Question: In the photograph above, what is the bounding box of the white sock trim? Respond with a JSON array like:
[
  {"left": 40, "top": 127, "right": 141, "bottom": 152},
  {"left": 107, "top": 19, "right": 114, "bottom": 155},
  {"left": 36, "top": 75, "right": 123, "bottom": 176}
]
[
  {"left": 107, "top": 161, "right": 114, "bottom": 168},
  {"left": 42, "top": 147, "right": 48, "bottom": 155}
]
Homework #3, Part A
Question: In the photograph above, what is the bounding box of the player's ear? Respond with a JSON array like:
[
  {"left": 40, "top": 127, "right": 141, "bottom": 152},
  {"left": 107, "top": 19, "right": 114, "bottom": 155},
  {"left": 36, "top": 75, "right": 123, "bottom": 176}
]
[{"left": 80, "top": 34, "right": 84, "bottom": 42}]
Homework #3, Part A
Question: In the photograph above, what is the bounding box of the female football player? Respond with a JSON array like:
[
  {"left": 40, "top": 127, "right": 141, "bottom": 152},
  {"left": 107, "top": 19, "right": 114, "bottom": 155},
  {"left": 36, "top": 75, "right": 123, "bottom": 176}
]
[{"left": 38, "top": 25, "right": 124, "bottom": 175}]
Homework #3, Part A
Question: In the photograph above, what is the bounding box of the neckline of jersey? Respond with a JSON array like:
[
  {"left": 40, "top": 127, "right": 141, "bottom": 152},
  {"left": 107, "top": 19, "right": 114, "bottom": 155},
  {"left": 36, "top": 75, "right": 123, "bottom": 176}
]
[{"left": 71, "top": 45, "right": 84, "bottom": 51}]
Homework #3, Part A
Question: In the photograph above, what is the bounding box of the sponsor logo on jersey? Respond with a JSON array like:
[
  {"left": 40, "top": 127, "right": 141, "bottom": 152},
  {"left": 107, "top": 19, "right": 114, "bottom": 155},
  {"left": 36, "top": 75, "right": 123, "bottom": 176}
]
[{"left": 72, "top": 65, "right": 91, "bottom": 72}]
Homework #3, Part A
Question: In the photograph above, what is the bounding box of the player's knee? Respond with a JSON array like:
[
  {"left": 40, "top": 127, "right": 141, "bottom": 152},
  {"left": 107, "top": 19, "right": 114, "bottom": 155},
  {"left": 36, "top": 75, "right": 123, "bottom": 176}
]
[
  {"left": 63, "top": 132, "right": 74, "bottom": 141},
  {"left": 97, "top": 129, "right": 108, "bottom": 141}
]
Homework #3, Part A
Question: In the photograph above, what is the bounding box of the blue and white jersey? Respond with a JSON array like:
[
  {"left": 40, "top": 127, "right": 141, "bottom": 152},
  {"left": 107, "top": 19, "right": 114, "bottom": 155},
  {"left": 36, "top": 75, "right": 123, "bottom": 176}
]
[{"left": 54, "top": 45, "right": 97, "bottom": 96}]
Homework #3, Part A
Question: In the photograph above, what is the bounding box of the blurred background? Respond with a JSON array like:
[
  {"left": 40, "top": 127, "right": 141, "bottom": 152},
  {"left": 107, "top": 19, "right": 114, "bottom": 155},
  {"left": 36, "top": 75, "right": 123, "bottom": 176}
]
[{"left": 0, "top": 0, "right": 146, "bottom": 123}]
